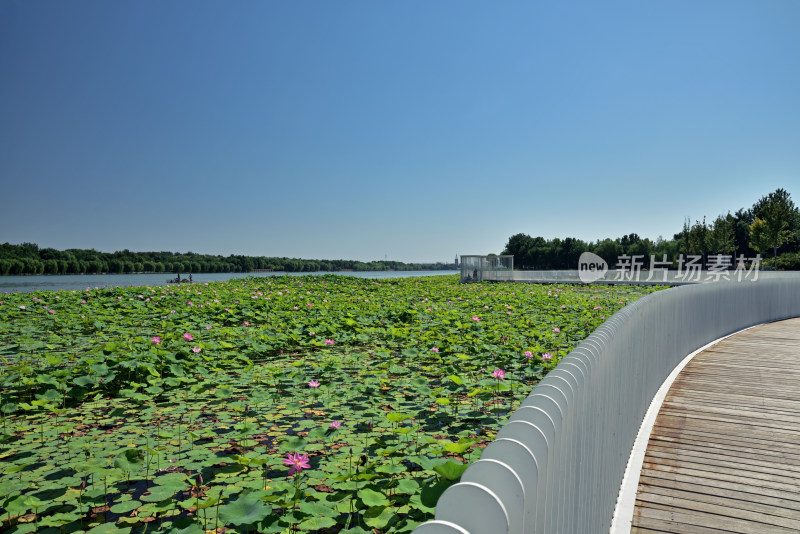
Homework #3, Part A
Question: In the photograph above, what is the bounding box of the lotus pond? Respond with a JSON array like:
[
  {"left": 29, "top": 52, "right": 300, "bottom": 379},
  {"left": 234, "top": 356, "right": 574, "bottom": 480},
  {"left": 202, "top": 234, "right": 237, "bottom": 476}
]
[{"left": 0, "top": 275, "right": 665, "bottom": 533}]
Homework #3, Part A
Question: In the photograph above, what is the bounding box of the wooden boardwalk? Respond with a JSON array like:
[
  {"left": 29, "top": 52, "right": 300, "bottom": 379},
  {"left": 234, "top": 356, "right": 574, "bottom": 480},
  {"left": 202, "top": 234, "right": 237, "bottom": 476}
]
[{"left": 631, "top": 317, "right": 800, "bottom": 533}]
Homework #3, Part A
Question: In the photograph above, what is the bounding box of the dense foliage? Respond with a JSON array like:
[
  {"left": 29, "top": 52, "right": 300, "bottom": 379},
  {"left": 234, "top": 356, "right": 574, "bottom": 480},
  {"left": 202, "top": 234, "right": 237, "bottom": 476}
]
[
  {"left": 0, "top": 246, "right": 456, "bottom": 277},
  {"left": 503, "top": 188, "right": 800, "bottom": 270},
  {"left": 0, "top": 275, "right": 664, "bottom": 533}
]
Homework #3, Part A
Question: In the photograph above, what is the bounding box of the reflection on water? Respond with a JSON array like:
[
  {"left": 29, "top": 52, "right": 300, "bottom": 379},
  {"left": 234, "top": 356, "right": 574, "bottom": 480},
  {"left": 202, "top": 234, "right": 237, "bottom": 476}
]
[{"left": 0, "top": 271, "right": 459, "bottom": 293}]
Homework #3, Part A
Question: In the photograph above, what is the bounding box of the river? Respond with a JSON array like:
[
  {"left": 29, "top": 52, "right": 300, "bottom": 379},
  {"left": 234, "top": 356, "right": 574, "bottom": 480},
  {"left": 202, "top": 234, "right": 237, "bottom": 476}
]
[{"left": 0, "top": 271, "right": 460, "bottom": 294}]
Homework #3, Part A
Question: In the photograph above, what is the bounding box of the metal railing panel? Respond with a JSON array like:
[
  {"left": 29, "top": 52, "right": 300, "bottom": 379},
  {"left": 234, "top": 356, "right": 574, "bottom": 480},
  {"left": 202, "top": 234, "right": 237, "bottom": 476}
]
[{"left": 413, "top": 279, "right": 800, "bottom": 533}]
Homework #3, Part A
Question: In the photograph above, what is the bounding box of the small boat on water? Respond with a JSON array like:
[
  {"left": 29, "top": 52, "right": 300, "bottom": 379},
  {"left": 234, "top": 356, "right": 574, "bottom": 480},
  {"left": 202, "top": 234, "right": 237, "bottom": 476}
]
[{"left": 167, "top": 274, "right": 193, "bottom": 284}]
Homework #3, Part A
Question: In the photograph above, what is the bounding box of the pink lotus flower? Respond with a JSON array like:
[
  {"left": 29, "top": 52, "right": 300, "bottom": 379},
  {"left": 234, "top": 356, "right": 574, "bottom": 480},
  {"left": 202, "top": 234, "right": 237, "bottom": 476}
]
[
  {"left": 593, "top": 306, "right": 602, "bottom": 310},
  {"left": 183, "top": 333, "right": 194, "bottom": 341},
  {"left": 542, "top": 352, "right": 553, "bottom": 360},
  {"left": 472, "top": 316, "right": 480, "bottom": 322},
  {"left": 48, "top": 310, "right": 55, "bottom": 314},
  {"left": 553, "top": 327, "right": 560, "bottom": 333},
  {"left": 431, "top": 347, "right": 439, "bottom": 352},
  {"left": 206, "top": 325, "right": 212, "bottom": 330},
  {"left": 324, "top": 339, "right": 335, "bottom": 345},
  {"left": 524, "top": 350, "right": 533, "bottom": 359},
  {"left": 283, "top": 452, "right": 311, "bottom": 475},
  {"left": 492, "top": 368, "right": 505, "bottom": 380},
  {"left": 308, "top": 380, "right": 320, "bottom": 388},
  {"left": 19, "top": 305, "right": 26, "bottom": 311},
  {"left": 329, "top": 421, "right": 341, "bottom": 429},
  {"left": 243, "top": 321, "right": 250, "bottom": 326},
  {"left": 151, "top": 336, "right": 162, "bottom": 345},
  {"left": 192, "top": 347, "right": 202, "bottom": 353}
]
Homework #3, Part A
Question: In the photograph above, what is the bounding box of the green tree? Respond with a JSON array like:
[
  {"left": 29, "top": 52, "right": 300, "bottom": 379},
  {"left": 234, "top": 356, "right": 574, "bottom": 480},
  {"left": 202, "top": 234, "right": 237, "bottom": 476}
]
[
  {"left": 732, "top": 208, "right": 755, "bottom": 258},
  {"left": 749, "top": 218, "right": 773, "bottom": 261},
  {"left": 707, "top": 213, "right": 735, "bottom": 256},
  {"left": 9, "top": 259, "right": 25, "bottom": 274},
  {"left": 595, "top": 238, "right": 622, "bottom": 266},
  {"left": 686, "top": 218, "right": 709, "bottom": 262},
  {"left": 44, "top": 259, "right": 59, "bottom": 274},
  {"left": 750, "top": 188, "right": 798, "bottom": 264}
]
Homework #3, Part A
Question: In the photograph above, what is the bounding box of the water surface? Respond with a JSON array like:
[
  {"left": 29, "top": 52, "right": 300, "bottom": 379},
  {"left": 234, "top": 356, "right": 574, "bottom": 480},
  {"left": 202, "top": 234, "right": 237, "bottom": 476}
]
[{"left": 0, "top": 271, "right": 459, "bottom": 293}]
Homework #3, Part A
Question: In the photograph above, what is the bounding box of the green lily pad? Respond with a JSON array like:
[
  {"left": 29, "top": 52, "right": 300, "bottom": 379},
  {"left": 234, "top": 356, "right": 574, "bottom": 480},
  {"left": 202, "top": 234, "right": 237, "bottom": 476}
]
[
  {"left": 363, "top": 505, "right": 397, "bottom": 529},
  {"left": 140, "top": 486, "right": 175, "bottom": 502},
  {"left": 433, "top": 460, "right": 468, "bottom": 480},
  {"left": 298, "top": 514, "right": 337, "bottom": 530},
  {"left": 162, "top": 521, "right": 205, "bottom": 534},
  {"left": 357, "top": 487, "right": 389, "bottom": 507},
  {"left": 218, "top": 489, "right": 272, "bottom": 526},
  {"left": 109, "top": 500, "right": 141, "bottom": 514},
  {"left": 278, "top": 435, "right": 308, "bottom": 452},
  {"left": 113, "top": 448, "right": 144, "bottom": 474},
  {"left": 86, "top": 523, "right": 132, "bottom": 533},
  {"left": 420, "top": 479, "right": 454, "bottom": 508}
]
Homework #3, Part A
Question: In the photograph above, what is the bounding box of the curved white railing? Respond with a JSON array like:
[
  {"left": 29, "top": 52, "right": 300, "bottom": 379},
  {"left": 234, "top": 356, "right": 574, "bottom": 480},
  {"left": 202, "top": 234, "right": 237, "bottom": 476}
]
[{"left": 413, "top": 278, "right": 800, "bottom": 534}]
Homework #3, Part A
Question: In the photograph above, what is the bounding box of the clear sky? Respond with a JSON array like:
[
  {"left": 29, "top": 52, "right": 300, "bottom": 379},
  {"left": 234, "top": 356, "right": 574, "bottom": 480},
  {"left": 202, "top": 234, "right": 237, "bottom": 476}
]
[{"left": 1, "top": 1, "right": 798, "bottom": 263}]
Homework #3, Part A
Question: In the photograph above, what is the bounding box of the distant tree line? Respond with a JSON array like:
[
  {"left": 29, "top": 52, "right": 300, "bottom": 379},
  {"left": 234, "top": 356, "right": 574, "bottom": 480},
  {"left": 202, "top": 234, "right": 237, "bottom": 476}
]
[
  {"left": 502, "top": 188, "right": 800, "bottom": 270},
  {"left": 0, "top": 247, "right": 457, "bottom": 276}
]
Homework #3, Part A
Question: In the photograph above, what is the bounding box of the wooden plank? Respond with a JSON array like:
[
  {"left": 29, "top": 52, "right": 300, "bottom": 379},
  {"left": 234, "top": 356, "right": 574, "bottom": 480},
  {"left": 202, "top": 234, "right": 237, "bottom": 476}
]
[
  {"left": 631, "top": 318, "right": 800, "bottom": 532},
  {"left": 649, "top": 427, "right": 800, "bottom": 455},
  {"left": 644, "top": 446, "right": 800, "bottom": 477},
  {"left": 638, "top": 474, "right": 800, "bottom": 513},
  {"left": 631, "top": 515, "right": 737, "bottom": 534},
  {"left": 635, "top": 490, "right": 800, "bottom": 529},
  {"left": 645, "top": 443, "right": 800, "bottom": 473},
  {"left": 651, "top": 419, "right": 800, "bottom": 449},
  {"left": 658, "top": 401, "right": 800, "bottom": 426},
  {"left": 640, "top": 460, "right": 800, "bottom": 493},
  {"left": 632, "top": 503, "right": 799, "bottom": 533},
  {"left": 639, "top": 468, "right": 800, "bottom": 505},
  {"left": 638, "top": 481, "right": 800, "bottom": 521},
  {"left": 654, "top": 408, "right": 800, "bottom": 434}
]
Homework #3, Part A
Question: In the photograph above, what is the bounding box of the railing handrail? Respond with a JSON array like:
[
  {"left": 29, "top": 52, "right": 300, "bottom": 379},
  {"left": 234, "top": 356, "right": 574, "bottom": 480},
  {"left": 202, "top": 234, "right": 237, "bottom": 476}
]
[{"left": 413, "top": 279, "right": 800, "bottom": 534}]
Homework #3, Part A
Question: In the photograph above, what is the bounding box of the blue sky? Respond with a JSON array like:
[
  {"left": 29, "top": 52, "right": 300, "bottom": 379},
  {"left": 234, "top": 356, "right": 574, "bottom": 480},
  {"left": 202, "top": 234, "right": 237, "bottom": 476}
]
[{"left": 1, "top": 1, "right": 798, "bottom": 263}]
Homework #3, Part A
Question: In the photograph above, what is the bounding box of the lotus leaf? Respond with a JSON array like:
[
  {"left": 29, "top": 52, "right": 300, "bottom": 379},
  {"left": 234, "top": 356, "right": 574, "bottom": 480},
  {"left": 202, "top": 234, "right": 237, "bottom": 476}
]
[{"left": 218, "top": 489, "right": 272, "bottom": 526}]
